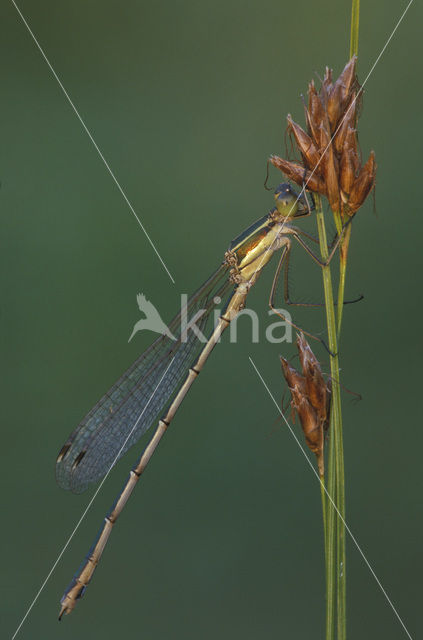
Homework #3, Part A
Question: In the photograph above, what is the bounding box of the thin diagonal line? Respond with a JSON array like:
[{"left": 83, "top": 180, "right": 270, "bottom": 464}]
[
  {"left": 11, "top": 0, "right": 175, "bottom": 285},
  {"left": 249, "top": 357, "right": 413, "bottom": 640},
  {"left": 250, "top": 0, "right": 414, "bottom": 281},
  {"left": 10, "top": 356, "right": 176, "bottom": 640}
]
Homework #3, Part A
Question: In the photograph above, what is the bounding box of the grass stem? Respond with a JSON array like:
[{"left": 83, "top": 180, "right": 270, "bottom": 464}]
[
  {"left": 350, "top": 0, "right": 360, "bottom": 58},
  {"left": 315, "top": 195, "right": 346, "bottom": 640}
]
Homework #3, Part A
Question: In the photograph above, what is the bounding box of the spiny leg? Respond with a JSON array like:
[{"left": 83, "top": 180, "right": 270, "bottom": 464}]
[
  {"left": 275, "top": 234, "right": 362, "bottom": 308},
  {"left": 292, "top": 214, "right": 355, "bottom": 268},
  {"left": 269, "top": 245, "right": 327, "bottom": 345},
  {"left": 287, "top": 225, "right": 363, "bottom": 306},
  {"left": 296, "top": 227, "right": 320, "bottom": 244}
]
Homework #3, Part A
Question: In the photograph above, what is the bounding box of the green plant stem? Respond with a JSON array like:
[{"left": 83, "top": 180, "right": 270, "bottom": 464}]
[
  {"left": 315, "top": 195, "right": 346, "bottom": 640},
  {"left": 320, "top": 475, "right": 327, "bottom": 559},
  {"left": 350, "top": 0, "right": 360, "bottom": 58},
  {"left": 336, "top": 223, "right": 352, "bottom": 337},
  {"left": 335, "top": 0, "right": 360, "bottom": 337},
  {"left": 320, "top": 474, "right": 331, "bottom": 640},
  {"left": 336, "top": 0, "right": 360, "bottom": 335},
  {"left": 336, "top": 418, "right": 346, "bottom": 640},
  {"left": 320, "top": 477, "right": 327, "bottom": 540},
  {"left": 331, "top": 210, "right": 346, "bottom": 337},
  {"left": 326, "top": 410, "right": 336, "bottom": 640}
]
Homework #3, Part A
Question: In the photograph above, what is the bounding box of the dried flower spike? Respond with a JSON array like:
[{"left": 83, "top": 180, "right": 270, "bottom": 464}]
[
  {"left": 270, "top": 56, "right": 376, "bottom": 219},
  {"left": 281, "top": 356, "right": 324, "bottom": 473},
  {"left": 270, "top": 155, "right": 326, "bottom": 195},
  {"left": 280, "top": 334, "right": 331, "bottom": 477},
  {"left": 296, "top": 333, "right": 328, "bottom": 430}
]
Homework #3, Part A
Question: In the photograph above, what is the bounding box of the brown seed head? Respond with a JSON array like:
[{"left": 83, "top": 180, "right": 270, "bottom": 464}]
[
  {"left": 307, "top": 81, "right": 325, "bottom": 145},
  {"left": 280, "top": 344, "right": 328, "bottom": 477},
  {"left": 335, "top": 55, "right": 358, "bottom": 108},
  {"left": 296, "top": 333, "right": 328, "bottom": 428},
  {"left": 280, "top": 357, "right": 306, "bottom": 396},
  {"left": 287, "top": 114, "right": 321, "bottom": 172},
  {"left": 347, "top": 150, "right": 377, "bottom": 214},
  {"left": 322, "top": 66, "right": 333, "bottom": 98},
  {"left": 339, "top": 127, "right": 359, "bottom": 196},
  {"left": 280, "top": 357, "right": 322, "bottom": 454},
  {"left": 270, "top": 155, "right": 326, "bottom": 195},
  {"left": 334, "top": 93, "right": 357, "bottom": 155},
  {"left": 319, "top": 123, "right": 340, "bottom": 213},
  {"left": 270, "top": 56, "right": 375, "bottom": 217}
]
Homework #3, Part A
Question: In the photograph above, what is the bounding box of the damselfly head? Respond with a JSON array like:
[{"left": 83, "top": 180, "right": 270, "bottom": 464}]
[{"left": 274, "top": 183, "right": 298, "bottom": 217}]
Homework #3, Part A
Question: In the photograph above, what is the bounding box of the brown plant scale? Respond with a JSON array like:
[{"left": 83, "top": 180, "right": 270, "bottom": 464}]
[
  {"left": 270, "top": 56, "right": 376, "bottom": 218},
  {"left": 281, "top": 334, "right": 331, "bottom": 477}
]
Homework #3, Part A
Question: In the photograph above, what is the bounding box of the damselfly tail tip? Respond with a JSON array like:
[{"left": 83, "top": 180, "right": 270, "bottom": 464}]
[
  {"left": 58, "top": 597, "right": 76, "bottom": 620},
  {"left": 58, "top": 587, "right": 80, "bottom": 620}
]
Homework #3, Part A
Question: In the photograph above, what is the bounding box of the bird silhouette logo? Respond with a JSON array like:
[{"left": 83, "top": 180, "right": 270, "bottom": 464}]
[{"left": 128, "top": 293, "right": 176, "bottom": 343}]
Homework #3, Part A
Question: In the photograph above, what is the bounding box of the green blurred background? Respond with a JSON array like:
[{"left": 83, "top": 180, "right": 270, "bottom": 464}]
[{"left": 2, "top": 1, "right": 421, "bottom": 638}]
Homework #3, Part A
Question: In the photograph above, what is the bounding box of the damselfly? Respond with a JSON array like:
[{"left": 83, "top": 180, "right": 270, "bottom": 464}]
[{"left": 57, "top": 183, "right": 341, "bottom": 618}]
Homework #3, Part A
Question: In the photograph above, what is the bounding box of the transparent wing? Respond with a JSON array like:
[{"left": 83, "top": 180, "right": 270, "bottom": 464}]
[{"left": 56, "top": 265, "right": 232, "bottom": 493}]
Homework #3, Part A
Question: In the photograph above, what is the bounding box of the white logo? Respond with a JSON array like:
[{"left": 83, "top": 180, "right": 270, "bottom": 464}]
[
  {"left": 128, "top": 292, "right": 294, "bottom": 344},
  {"left": 128, "top": 293, "right": 176, "bottom": 342}
]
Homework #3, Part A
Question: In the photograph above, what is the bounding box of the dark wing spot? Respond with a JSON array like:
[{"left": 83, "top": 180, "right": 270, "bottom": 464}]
[
  {"left": 56, "top": 442, "right": 71, "bottom": 463},
  {"left": 72, "top": 450, "right": 86, "bottom": 471}
]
